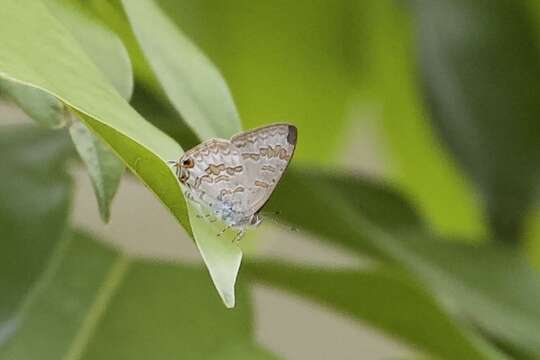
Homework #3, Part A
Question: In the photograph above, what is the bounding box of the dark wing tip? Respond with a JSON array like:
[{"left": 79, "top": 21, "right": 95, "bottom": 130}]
[{"left": 287, "top": 125, "right": 297, "bottom": 145}]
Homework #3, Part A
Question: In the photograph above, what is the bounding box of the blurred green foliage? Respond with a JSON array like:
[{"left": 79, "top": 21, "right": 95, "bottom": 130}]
[{"left": 1, "top": 0, "right": 540, "bottom": 359}]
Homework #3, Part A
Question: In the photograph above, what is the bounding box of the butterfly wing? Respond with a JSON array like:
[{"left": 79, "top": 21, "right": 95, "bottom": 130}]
[
  {"left": 231, "top": 123, "right": 297, "bottom": 215},
  {"left": 178, "top": 123, "right": 296, "bottom": 226},
  {"left": 179, "top": 138, "right": 244, "bottom": 211}
]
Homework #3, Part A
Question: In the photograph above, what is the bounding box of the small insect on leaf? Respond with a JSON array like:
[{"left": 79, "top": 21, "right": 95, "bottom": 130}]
[{"left": 171, "top": 123, "right": 297, "bottom": 242}]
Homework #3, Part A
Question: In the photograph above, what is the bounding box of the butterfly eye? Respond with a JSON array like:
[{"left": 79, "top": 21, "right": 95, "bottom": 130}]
[{"left": 182, "top": 158, "right": 194, "bottom": 168}]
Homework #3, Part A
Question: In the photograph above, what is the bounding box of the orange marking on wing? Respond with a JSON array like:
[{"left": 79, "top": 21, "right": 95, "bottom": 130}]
[
  {"left": 242, "top": 153, "right": 260, "bottom": 161},
  {"left": 215, "top": 175, "right": 230, "bottom": 183},
  {"left": 206, "top": 163, "right": 226, "bottom": 175},
  {"left": 261, "top": 165, "right": 277, "bottom": 172},
  {"left": 254, "top": 180, "right": 270, "bottom": 189},
  {"left": 195, "top": 175, "right": 213, "bottom": 188}
]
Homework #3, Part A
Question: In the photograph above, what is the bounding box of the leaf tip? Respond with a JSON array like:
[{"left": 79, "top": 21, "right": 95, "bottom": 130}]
[
  {"left": 98, "top": 204, "right": 111, "bottom": 224},
  {"left": 222, "top": 290, "right": 236, "bottom": 309}
]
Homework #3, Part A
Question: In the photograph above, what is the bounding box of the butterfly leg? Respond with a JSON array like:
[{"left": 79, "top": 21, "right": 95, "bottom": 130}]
[
  {"left": 232, "top": 229, "right": 246, "bottom": 243},
  {"left": 195, "top": 213, "right": 217, "bottom": 223},
  {"left": 217, "top": 224, "right": 231, "bottom": 237}
]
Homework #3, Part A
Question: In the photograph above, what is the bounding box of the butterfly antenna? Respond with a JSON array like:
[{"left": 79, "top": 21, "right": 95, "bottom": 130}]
[{"left": 167, "top": 160, "right": 182, "bottom": 177}]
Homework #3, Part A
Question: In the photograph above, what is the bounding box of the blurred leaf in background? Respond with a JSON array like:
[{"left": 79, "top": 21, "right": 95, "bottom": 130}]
[
  {"left": 45, "top": 0, "right": 134, "bottom": 100},
  {"left": 69, "top": 120, "right": 124, "bottom": 223},
  {"left": 0, "top": 127, "right": 72, "bottom": 332},
  {"left": 267, "top": 168, "right": 540, "bottom": 357},
  {"left": 247, "top": 262, "right": 506, "bottom": 360},
  {"left": 0, "top": 0, "right": 190, "bottom": 230},
  {"left": 0, "top": 0, "right": 132, "bottom": 223},
  {"left": 414, "top": 0, "right": 540, "bottom": 244},
  {"left": 47, "top": 0, "right": 132, "bottom": 223},
  {"left": 85, "top": 0, "right": 205, "bottom": 148},
  {"left": 122, "top": 0, "right": 242, "bottom": 140},
  {"left": 349, "top": 0, "right": 486, "bottom": 240},
  {"left": 0, "top": 80, "right": 67, "bottom": 129},
  {"left": 0, "top": 126, "right": 276, "bottom": 359},
  {"left": 1, "top": 232, "right": 276, "bottom": 360},
  {"left": 142, "top": 0, "right": 353, "bottom": 164}
]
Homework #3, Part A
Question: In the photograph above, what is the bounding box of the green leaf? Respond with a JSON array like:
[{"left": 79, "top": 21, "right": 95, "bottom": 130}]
[
  {"left": 269, "top": 168, "right": 540, "bottom": 356},
  {"left": 0, "top": 0, "right": 132, "bottom": 222},
  {"left": 44, "top": 0, "right": 132, "bottom": 224},
  {"left": 0, "top": 125, "right": 72, "bottom": 326},
  {"left": 0, "top": 80, "right": 66, "bottom": 129},
  {"left": 121, "top": 0, "right": 248, "bottom": 306},
  {"left": 525, "top": 208, "right": 540, "bottom": 268},
  {"left": 0, "top": 126, "right": 275, "bottom": 358},
  {"left": 0, "top": 231, "right": 278, "bottom": 359},
  {"left": 413, "top": 0, "right": 540, "bottom": 243},
  {"left": 83, "top": 0, "right": 200, "bottom": 149},
  {"left": 407, "top": 240, "right": 540, "bottom": 357},
  {"left": 187, "top": 204, "right": 242, "bottom": 308},
  {"left": 86, "top": 0, "right": 160, "bottom": 101},
  {"left": 0, "top": 0, "right": 248, "bottom": 307},
  {"left": 246, "top": 262, "right": 507, "bottom": 360},
  {"left": 355, "top": 0, "right": 486, "bottom": 239},
  {"left": 529, "top": 0, "right": 540, "bottom": 46},
  {"left": 130, "top": 86, "right": 199, "bottom": 150},
  {"left": 0, "top": 0, "right": 189, "bottom": 234},
  {"left": 266, "top": 168, "right": 424, "bottom": 260},
  {"left": 155, "top": 0, "right": 352, "bottom": 163},
  {"left": 206, "top": 343, "right": 281, "bottom": 360},
  {"left": 122, "top": 0, "right": 242, "bottom": 140},
  {"left": 69, "top": 120, "right": 124, "bottom": 223},
  {"left": 45, "top": 0, "right": 134, "bottom": 100},
  {"left": 0, "top": 0, "right": 134, "bottom": 131}
]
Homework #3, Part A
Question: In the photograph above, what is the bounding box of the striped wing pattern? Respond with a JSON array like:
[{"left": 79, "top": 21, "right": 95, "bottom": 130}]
[{"left": 177, "top": 123, "right": 297, "bottom": 228}]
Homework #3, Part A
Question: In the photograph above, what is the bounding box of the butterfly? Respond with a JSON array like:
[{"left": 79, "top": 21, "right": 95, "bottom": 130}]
[{"left": 169, "top": 123, "right": 297, "bottom": 241}]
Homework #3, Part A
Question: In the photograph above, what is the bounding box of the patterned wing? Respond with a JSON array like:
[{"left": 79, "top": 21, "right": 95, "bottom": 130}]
[
  {"left": 231, "top": 123, "right": 297, "bottom": 214},
  {"left": 179, "top": 138, "right": 244, "bottom": 214},
  {"left": 177, "top": 123, "right": 296, "bottom": 227}
]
